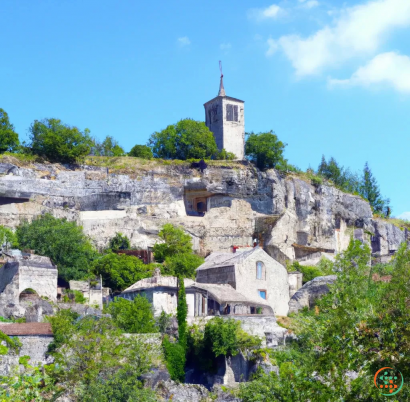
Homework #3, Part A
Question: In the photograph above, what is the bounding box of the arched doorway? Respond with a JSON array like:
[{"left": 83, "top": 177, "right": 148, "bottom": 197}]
[{"left": 19, "top": 288, "right": 40, "bottom": 305}]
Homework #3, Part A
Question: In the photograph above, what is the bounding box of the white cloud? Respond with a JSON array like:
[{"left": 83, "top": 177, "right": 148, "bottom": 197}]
[
  {"left": 266, "top": 38, "right": 278, "bottom": 56},
  {"left": 177, "top": 36, "right": 191, "bottom": 47},
  {"left": 398, "top": 211, "right": 410, "bottom": 220},
  {"left": 268, "top": 0, "right": 410, "bottom": 76},
  {"left": 220, "top": 43, "right": 232, "bottom": 50},
  {"left": 299, "top": 0, "right": 319, "bottom": 8},
  {"left": 329, "top": 52, "right": 410, "bottom": 93},
  {"left": 248, "top": 4, "right": 285, "bottom": 21}
]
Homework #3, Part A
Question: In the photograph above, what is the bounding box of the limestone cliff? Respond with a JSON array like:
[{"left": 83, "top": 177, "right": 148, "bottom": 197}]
[{"left": 0, "top": 156, "right": 405, "bottom": 264}]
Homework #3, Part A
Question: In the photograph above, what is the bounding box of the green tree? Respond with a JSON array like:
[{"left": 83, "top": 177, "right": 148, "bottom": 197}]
[
  {"left": 106, "top": 296, "right": 157, "bottom": 333},
  {"left": 148, "top": 119, "right": 218, "bottom": 160},
  {"left": 163, "top": 253, "right": 204, "bottom": 278},
  {"left": 361, "top": 162, "right": 389, "bottom": 214},
  {"left": 0, "top": 108, "right": 19, "bottom": 153},
  {"left": 153, "top": 223, "right": 193, "bottom": 263},
  {"left": 16, "top": 214, "right": 97, "bottom": 282},
  {"left": 0, "top": 225, "right": 18, "bottom": 249},
  {"left": 92, "top": 252, "right": 154, "bottom": 292},
  {"left": 177, "top": 276, "right": 188, "bottom": 348},
  {"left": 245, "top": 131, "right": 287, "bottom": 170},
  {"left": 92, "top": 135, "right": 125, "bottom": 157},
  {"left": 50, "top": 315, "right": 157, "bottom": 400},
  {"left": 109, "top": 232, "right": 131, "bottom": 251},
  {"left": 162, "top": 336, "right": 186, "bottom": 382},
  {"left": 129, "top": 144, "right": 153, "bottom": 159},
  {"left": 239, "top": 240, "right": 410, "bottom": 401},
  {"left": 28, "top": 118, "right": 93, "bottom": 163},
  {"left": 215, "top": 148, "right": 236, "bottom": 160}
]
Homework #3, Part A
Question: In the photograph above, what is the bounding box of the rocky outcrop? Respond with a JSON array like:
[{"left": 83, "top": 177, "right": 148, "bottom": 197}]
[
  {"left": 288, "top": 275, "right": 337, "bottom": 313},
  {"left": 0, "top": 157, "right": 405, "bottom": 262}
]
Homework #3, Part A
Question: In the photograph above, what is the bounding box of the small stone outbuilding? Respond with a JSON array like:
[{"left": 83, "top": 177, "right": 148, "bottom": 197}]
[
  {"left": 0, "top": 251, "right": 57, "bottom": 319},
  {"left": 196, "top": 247, "right": 290, "bottom": 316}
]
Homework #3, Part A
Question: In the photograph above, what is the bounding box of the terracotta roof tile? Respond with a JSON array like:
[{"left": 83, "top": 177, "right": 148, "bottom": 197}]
[{"left": 0, "top": 323, "right": 53, "bottom": 336}]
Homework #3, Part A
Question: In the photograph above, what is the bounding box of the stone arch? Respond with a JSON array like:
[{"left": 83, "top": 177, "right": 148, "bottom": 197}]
[{"left": 19, "top": 288, "right": 41, "bottom": 305}]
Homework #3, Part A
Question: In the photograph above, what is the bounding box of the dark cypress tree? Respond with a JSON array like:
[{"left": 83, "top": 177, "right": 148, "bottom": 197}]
[
  {"left": 360, "top": 162, "right": 389, "bottom": 214},
  {"left": 177, "top": 276, "right": 188, "bottom": 348}
]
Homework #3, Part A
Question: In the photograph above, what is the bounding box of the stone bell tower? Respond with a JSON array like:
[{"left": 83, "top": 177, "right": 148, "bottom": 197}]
[{"left": 204, "top": 63, "right": 245, "bottom": 160}]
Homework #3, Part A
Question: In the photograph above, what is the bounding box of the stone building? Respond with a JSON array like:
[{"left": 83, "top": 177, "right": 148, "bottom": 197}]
[
  {"left": 204, "top": 71, "right": 245, "bottom": 160},
  {"left": 119, "top": 269, "right": 272, "bottom": 317},
  {"left": 69, "top": 280, "right": 110, "bottom": 309},
  {"left": 196, "top": 247, "right": 290, "bottom": 316},
  {"left": 0, "top": 251, "right": 57, "bottom": 319},
  {"left": 0, "top": 322, "right": 53, "bottom": 375}
]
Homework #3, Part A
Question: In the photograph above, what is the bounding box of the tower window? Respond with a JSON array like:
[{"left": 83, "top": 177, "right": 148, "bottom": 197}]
[
  {"left": 226, "top": 104, "right": 238, "bottom": 122},
  {"left": 256, "top": 261, "right": 265, "bottom": 280}
]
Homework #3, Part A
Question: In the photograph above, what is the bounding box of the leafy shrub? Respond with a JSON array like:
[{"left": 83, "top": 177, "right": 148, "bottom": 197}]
[
  {"left": 289, "top": 259, "right": 333, "bottom": 284},
  {"left": 16, "top": 214, "right": 97, "bottom": 282},
  {"left": 62, "top": 289, "right": 87, "bottom": 304},
  {"left": 0, "top": 225, "right": 18, "bottom": 249},
  {"left": 106, "top": 296, "right": 157, "bottom": 333},
  {"left": 162, "top": 336, "right": 186, "bottom": 382},
  {"left": 109, "top": 232, "right": 131, "bottom": 251},
  {"left": 92, "top": 252, "right": 154, "bottom": 292},
  {"left": 156, "top": 310, "right": 172, "bottom": 334},
  {"left": 0, "top": 108, "right": 19, "bottom": 153},
  {"left": 163, "top": 253, "right": 204, "bottom": 278},
  {"left": 129, "top": 144, "right": 153, "bottom": 159},
  {"left": 91, "top": 136, "right": 125, "bottom": 157}
]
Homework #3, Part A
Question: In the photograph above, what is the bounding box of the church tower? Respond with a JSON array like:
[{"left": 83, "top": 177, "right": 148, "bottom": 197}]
[{"left": 204, "top": 63, "right": 245, "bottom": 160}]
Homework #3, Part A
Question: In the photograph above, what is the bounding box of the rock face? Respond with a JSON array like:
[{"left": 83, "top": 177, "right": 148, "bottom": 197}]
[
  {"left": 0, "top": 158, "right": 405, "bottom": 263},
  {"left": 288, "top": 275, "right": 337, "bottom": 314}
]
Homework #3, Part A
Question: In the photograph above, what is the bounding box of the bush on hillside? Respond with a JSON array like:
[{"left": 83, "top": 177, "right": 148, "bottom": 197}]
[
  {"left": 129, "top": 144, "right": 153, "bottom": 159},
  {"left": 109, "top": 232, "right": 131, "bottom": 251},
  {"left": 0, "top": 108, "right": 20, "bottom": 153}
]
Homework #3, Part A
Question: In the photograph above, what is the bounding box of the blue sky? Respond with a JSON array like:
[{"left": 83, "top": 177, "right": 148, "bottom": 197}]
[{"left": 1, "top": 0, "right": 409, "bottom": 217}]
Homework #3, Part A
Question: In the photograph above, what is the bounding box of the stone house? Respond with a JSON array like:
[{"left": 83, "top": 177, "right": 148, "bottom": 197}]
[
  {"left": 196, "top": 247, "right": 290, "bottom": 316},
  {"left": 68, "top": 280, "right": 110, "bottom": 309},
  {"left": 0, "top": 251, "right": 57, "bottom": 319},
  {"left": 119, "top": 269, "right": 273, "bottom": 317},
  {"left": 0, "top": 322, "right": 53, "bottom": 375}
]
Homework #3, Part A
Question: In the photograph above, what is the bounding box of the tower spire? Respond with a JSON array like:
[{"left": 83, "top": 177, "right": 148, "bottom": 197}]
[{"left": 218, "top": 60, "right": 226, "bottom": 96}]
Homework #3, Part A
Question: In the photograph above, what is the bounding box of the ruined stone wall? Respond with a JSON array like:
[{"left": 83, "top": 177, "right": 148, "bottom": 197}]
[{"left": 19, "top": 266, "right": 57, "bottom": 302}]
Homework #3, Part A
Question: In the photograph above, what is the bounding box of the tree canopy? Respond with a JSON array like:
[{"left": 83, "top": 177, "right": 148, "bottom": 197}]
[
  {"left": 109, "top": 232, "right": 131, "bottom": 251},
  {"left": 153, "top": 223, "right": 193, "bottom": 263},
  {"left": 129, "top": 144, "right": 153, "bottom": 159},
  {"left": 245, "top": 131, "right": 287, "bottom": 170},
  {"left": 28, "top": 118, "right": 93, "bottom": 163},
  {"left": 106, "top": 296, "right": 157, "bottom": 333},
  {"left": 0, "top": 108, "right": 19, "bottom": 153},
  {"left": 92, "top": 252, "right": 154, "bottom": 292},
  {"left": 16, "top": 214, "right": 97, "bottom": 282},
  {"left": 148, "top": 119, "right": 218, "bottom": 160},
  {"left": 92, "top": 135, "right": 125, "bottom": 157}
]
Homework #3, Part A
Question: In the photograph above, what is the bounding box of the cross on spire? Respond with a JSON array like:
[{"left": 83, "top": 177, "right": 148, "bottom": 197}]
[{"left": 218, "top": 60, "right": 226, "bottom": 96}]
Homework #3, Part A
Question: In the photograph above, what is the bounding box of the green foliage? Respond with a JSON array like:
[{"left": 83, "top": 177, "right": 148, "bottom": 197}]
[
  {"left": 109, "top": 232, "right": 131, "bottom": 251},
  {"left": 177, "top": 277, "right": 188, "bottom": 347},
  {"left": 91, "top": 252, "right": 154, "bottom": 292},
  {"left": 62, "top": 289, "right": 87, "bottom": 304},
  {"left": 0, "top": 108, "right": 19, "bottom": 153},
  {"left": 153, "top": 223, "right": 193, "bottom": 263},
  {"left": 162, "top": 336, "right": 186, "bottom": 382},
  {"left": 215, "top": 148, "right": 236, "bottom": 160},
  {"left": 16, "top": 214, "right": 97, "bottom": 282},
  {"left": 148, "top": 118, "right": 218, "bottom": 160},
  {"left": 289, "top": 258, "right": 334, "bottom": 284},
  {"left": 318, "top": 156, "right": 390, "bottom": 217},
  {"left": 47, "top": 309, "right": 80, "bottom": 353},
  {"left": 187, "top": 318, "right": 261, "bottom": 373},
  {"left": 129, "top": 144, "right": 153, "bottom": 159},
  {"left": 0, "top": 225, "right": 18, "bottom": 249},
  {"left": 156, "top": 310, "right": 172, "bottom": 334},
  {"left": 28, "top": 118, "right": 93, "bottom": 163},
  {"left": 163, "top": 253, "right": 204, "bottom": 278},
  {"left": 106, "top": 296, "right": 157, "bottom": 333},
  {"left": 361, "top": 162, "right": 390, "bottom": 214},
  {"left": 240, "top": 239, "right": 410, "bottom": 400},
  {"left": 0, "top": 330, "right": 21, "bottom": 355},
  {"left": 245, "top": 131, "right": 287, "bottom": 170},
  {"left": 92, "top": 135, "right": 125, "bottom": 157},
  {"left": 51, "top": 316, "right": 156, "bottom": 398}
]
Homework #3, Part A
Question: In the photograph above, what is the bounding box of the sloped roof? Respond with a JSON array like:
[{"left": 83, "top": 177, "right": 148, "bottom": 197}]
[
  {"left": 0, "top": 323, "right": 53, "bottom": 336},
  {"left": 196, "top": 248, "right": 260, "bottom": 271},
  {"left": 122, "top": 276, "right": 194, "bottom": 294},
  {"left": 191, "top": 282, "right": 271, "bottom": 310}
]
